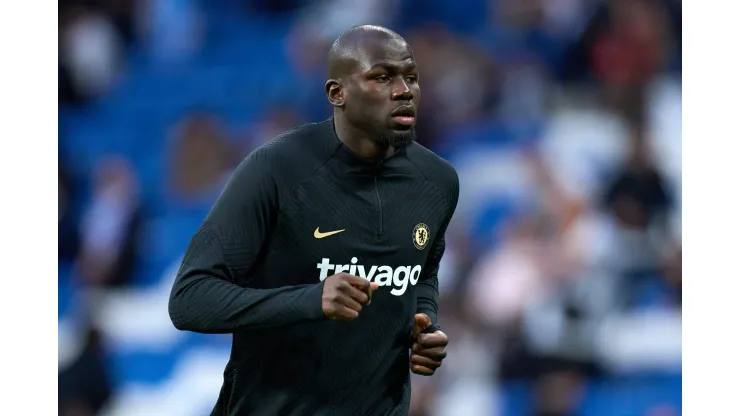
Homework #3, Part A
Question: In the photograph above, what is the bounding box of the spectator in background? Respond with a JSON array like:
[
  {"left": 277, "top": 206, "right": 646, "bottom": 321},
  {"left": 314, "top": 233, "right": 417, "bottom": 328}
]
[
  {"left": 601, "top": 126, "right": 672, "bottom": 279},
  {"left": 168, "top": 112, "right": 232, "bottom": 207},
  {"left": 562, "top": 0, "right": 676, "bottom": 123},
  {"left": 592, "top": 0, "right": 671, "bottom": 121},
  {"left": 59, "top": 1, "right": 124, "bottom": 103},
  {"left": 403, "top": 26, "right": 501, "bottom": 150},
  {"left": 76, "top": 156, "right": 142, "bottom": 288}
]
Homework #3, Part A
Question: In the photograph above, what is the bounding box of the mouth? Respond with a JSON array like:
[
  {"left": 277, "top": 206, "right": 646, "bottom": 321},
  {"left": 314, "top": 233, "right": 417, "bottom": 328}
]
[{"left": 390, "top": 106, "right": 416, "bottom": 126}]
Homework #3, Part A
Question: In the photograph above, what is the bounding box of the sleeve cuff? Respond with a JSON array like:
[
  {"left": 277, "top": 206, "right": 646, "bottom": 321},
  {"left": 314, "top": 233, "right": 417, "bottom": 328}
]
[
  {"left": 423, "top": 323, "right": 441, "bottom": 334},
  {"left": 302, "top": 280, "right": 327, "bottom": 320}
]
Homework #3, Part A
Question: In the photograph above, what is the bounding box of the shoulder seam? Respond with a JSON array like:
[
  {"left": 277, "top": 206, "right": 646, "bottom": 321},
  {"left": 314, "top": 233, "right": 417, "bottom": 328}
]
[
  {"left": 403, "top": 152, "right": 454, "bottom": 211},
  {"left": 277, "top": 142, "right": 343, "bottom": 214}
]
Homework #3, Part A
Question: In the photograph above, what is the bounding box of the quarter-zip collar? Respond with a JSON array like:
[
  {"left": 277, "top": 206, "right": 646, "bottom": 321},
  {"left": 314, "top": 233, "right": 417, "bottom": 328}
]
[{"left": 322, "top": 117, "right": 407, "bottom": 176}]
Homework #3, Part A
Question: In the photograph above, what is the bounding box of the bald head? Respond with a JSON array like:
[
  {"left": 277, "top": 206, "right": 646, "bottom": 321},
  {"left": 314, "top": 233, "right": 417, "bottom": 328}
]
[{"left": 327, "top": 25, "right": 408, "bottom": 80}]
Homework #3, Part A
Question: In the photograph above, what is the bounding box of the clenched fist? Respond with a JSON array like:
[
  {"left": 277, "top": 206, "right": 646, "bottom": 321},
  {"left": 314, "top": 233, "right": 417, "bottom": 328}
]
[
  {"left": 321, "top": 273, "right": 379, "bottom": 321},
  {"left": 409, "top": 313, "right": 448, "bottom": 376}
]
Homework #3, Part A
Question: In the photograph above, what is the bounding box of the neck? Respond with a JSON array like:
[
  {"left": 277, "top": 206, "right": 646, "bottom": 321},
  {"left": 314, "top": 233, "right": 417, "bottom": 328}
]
[{"left": 333, "top": 113, "right": 394, "bottom": 159}]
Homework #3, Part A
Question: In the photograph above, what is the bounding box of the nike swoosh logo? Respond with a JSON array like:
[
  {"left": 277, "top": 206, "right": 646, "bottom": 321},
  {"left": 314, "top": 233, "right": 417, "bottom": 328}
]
[{"left": 314, "top": 227, "right": 345, "bottom": 239}]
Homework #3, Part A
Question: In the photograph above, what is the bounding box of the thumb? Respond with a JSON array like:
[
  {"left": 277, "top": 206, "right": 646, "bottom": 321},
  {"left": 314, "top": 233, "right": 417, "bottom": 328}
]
[
  {"left": 365, "top": 282, "right": 379, "bottom": 306},
  {"left": 412, "top": 313, "right": 432, "bottom": 340}
]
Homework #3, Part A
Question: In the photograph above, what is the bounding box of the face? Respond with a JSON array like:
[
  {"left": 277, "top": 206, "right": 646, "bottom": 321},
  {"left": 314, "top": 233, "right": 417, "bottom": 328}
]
[{"left": 333, "top": 38, "right": 421, "bottom": 148}]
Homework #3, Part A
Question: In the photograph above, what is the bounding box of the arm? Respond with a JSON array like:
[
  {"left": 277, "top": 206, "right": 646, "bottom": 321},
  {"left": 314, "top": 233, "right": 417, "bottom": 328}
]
[
  {"left": 168, "top": 150, "right": 326, "bottom": 334},
  {"left": 415, "top": 174, "right": 460, "bottom": 333},
  {"left": 409, "top": 174, "right": 459, "bottom": 376}
]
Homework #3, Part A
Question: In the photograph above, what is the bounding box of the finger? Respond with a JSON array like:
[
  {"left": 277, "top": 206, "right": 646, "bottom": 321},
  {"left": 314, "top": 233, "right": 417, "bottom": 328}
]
[
  {"left": 344, "top": 276, "right": 377, "bottom": 305},
  {"left": 338, "top": 294, "right": 364, "bottom": 313},
  {"left": 412, "top": 314, "right": 432, "bottom": 340},
  {"left": 410, "top": 354, "right": 442, "bottom": 369},
  {"left": 414, "top": 313, "right": 431, "bottom": 329},
  {"left": 411, "top": 346, "right": 447, "bottom": 361},
  {"left": 344, "top": 275, "right": 371, "bottom": 291},
  {"left": 366, "top": 282, "right": 379, "bottom": 305},
  {"left": 339, "top": 283, "right": 370, "bottom": 304},
  {"left": 330, "top": 305, "right": 359, "bottom": 321},
  {"left": 418, "top": 333, "right": 448, "bottom": 348},
  {"left": 409, "top": 364, "right": 435, "bottom": 376}
]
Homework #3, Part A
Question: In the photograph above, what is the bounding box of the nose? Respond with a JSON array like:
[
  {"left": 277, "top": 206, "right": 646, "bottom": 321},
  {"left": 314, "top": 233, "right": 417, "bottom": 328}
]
[{"left": 391, "top": 79, "right": 413, "bottom": 101}]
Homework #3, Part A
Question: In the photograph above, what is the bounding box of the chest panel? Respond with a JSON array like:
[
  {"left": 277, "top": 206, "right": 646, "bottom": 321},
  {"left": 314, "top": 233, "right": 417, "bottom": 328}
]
[{"left": 268, "top": 168, "right": 449, "bottom": 297}]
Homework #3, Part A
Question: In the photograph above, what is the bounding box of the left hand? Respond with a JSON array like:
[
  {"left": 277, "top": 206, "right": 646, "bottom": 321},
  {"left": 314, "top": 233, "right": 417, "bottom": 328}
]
[{"left": 409, "top": 313, "right": 448, "bottom": 376}]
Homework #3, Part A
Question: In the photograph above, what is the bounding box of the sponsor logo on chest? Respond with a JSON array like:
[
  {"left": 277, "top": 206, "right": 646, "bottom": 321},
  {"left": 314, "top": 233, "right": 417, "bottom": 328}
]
[{"left": 317, "top": 257, "right": 422, "bottom": 296}]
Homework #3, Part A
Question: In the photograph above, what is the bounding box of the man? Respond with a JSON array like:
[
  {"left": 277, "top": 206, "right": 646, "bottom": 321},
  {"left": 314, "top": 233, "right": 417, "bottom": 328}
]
[{"left": 168, "top": 24, "right": 459, "bottom": 415}]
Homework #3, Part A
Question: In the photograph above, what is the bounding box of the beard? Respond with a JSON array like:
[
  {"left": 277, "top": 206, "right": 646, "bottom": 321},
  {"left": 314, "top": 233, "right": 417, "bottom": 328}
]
[
  {"left": 349, "top": 110, "right": 417, "bottom": 150},
  {"left": 377, "top": 128, "right": 416, "bottom": 149}
]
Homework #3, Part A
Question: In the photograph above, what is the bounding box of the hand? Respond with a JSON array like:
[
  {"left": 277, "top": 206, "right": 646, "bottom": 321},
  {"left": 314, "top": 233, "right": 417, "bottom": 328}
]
[
  {"left": 409, "top": 313, "right": 448, "bottom": 376},
  {"left": 322, "top": 273, "right": 379, "bottom": 321}
]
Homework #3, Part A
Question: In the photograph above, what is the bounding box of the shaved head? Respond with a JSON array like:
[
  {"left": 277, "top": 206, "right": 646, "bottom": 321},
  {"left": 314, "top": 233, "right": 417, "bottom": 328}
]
[{"left": 327, "top": 25, "right": 407, "bottom": 80}]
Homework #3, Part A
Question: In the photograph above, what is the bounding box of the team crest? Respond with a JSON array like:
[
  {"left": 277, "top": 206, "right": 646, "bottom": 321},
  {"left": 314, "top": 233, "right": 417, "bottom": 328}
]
[{"left": 412, "top": 223, "right": 430, "bottom": 250}]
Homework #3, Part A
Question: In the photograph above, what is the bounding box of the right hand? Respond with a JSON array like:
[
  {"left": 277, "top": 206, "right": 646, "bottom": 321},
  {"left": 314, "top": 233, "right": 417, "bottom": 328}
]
[{"left": 321, "top": 273, "right": 379, "bottom": 320}]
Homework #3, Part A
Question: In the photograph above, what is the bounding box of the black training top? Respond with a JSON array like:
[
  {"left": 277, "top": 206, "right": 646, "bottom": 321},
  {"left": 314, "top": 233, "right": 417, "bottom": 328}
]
[{"left": 168, "top": 117, "right": 459, "bottom": 416}]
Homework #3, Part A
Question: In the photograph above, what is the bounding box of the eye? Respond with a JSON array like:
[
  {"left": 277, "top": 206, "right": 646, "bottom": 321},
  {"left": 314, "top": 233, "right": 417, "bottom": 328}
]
[
  {"left": 405, "top": 76, "right": 418, "bottom": 84},
  {"left": 374, "top": 75, "right": 390, "bottom": 83}
]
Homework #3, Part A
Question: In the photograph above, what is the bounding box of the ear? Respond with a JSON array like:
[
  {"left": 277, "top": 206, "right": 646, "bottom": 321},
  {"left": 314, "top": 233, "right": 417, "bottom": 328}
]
[{"left": 325, "top": 79, "right": 345, "bottom": 107}]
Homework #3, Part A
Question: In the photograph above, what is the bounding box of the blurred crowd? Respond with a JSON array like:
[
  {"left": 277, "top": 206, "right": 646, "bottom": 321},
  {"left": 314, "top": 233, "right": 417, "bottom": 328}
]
[{"left": 59, "top": 0, "right": 682, "bottom": 415}]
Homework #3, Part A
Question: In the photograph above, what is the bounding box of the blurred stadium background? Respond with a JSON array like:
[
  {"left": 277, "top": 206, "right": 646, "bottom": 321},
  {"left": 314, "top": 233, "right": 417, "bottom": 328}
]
[{"left": 58, "top": 0, "right": 682, "bottom": 415}]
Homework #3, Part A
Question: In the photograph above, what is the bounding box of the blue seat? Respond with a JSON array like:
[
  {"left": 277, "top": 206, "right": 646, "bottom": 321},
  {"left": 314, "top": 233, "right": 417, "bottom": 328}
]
[
  {"left": 109, "top": 345, "right": 187, "bottom": 387},
  {"left": 580, "top": 374, "right": 682, "bottom": 416}
]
